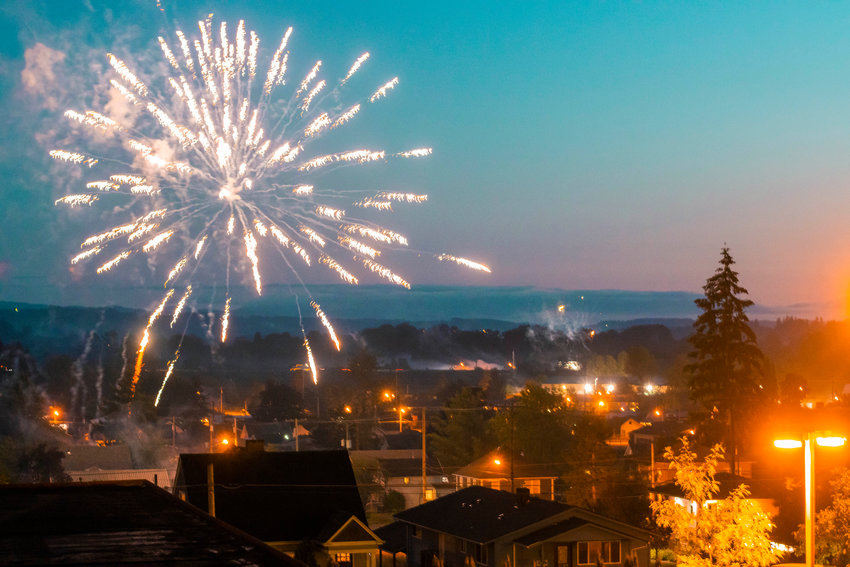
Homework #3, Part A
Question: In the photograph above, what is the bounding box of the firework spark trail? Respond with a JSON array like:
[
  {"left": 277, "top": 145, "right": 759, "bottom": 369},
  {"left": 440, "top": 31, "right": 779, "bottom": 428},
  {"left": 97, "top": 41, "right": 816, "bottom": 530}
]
[
  {"left": 70, "top": 310, "right": 105, "bottom": 420},
  {"left": 52, "top": 17, "right": 490, "bottom": 402}
]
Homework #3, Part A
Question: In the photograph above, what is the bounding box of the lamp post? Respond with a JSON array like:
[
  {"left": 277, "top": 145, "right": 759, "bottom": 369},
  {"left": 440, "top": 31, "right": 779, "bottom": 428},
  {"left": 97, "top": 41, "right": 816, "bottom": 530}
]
[{"left": 774, "top": 432, "right": 846, "bottom": 567}]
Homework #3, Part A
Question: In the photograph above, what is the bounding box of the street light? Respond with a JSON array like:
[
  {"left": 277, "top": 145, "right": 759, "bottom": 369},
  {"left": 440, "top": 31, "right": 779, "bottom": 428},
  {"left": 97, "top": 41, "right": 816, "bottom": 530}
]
[{"left": 774, "top": 431, "right": 846, "bottom": 567}]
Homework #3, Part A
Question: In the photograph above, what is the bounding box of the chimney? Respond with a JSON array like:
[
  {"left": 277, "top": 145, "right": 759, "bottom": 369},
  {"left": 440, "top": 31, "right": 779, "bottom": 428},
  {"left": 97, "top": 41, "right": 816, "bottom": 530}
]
[
  {"left": 245, "top": 439, "right": 265, "bottom": 452},
  {"left": 516, "top": 486, "right": 530, "bottom": 506}
]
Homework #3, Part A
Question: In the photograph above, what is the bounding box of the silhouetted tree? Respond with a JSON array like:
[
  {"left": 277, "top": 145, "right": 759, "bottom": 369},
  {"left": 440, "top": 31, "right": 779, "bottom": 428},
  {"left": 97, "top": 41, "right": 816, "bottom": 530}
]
[
  {"left": 428, "top": 388, "right": 495, "bottom": 466},
  {"left": 685, "top": 247, "right": 765, "bottom": 473},
  {"left": 249, "top": 380, "right": 302, "bottom": 421}
]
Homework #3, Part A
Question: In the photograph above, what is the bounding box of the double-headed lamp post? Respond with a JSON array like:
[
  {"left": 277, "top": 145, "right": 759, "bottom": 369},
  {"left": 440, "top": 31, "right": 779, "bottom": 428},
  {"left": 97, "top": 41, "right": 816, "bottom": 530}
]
[{"left": 774, "top": 432, "right": 846, "bottom": 567}]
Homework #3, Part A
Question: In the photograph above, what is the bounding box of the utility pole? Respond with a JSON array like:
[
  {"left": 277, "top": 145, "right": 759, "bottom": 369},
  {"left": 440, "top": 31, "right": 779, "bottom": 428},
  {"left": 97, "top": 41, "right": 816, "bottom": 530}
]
[
  {"left": 509, "top": 404, "right": 515, "bottom": 493},
  {"left": 206, "top": 462, "right": 215, "bottom": 517},
  {"left": 421, "top": 406, "right": 427, "bottom": 504},
  {"left": 294, "top": 417, "right": 300, "bottom": 452}
]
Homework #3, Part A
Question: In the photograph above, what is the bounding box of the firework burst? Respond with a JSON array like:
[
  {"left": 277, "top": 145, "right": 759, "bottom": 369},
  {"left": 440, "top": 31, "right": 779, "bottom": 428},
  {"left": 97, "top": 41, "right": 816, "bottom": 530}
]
[{"left": 51, "top": 17, "right": 489, "bottom": 405}]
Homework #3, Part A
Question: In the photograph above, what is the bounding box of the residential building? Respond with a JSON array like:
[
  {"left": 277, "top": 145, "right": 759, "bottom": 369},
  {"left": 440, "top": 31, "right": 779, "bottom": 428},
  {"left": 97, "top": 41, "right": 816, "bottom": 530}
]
[
  {"left": 173, "top": 445, "right": 383, "bottom": 566},
  {"left": 385, "top": 485, "right": 652, "bottom": 567},
  {"left": 0, "top": 480, "right": 301, "bottom": 566},
  {"left": 454, "top": 449, "right": 558, "bottom": 500}
]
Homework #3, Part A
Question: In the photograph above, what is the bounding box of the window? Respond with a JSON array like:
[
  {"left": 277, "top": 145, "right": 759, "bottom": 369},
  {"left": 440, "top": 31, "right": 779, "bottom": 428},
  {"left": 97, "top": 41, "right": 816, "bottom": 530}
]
[
  {"left": 577, "top": 541, "right": 621, "bottom": 565},
  {"left": 460, "top": 541, "right": 487, "bottom": 564},
  {"left": 334, "top": 553, "right": 352, "bottom": 567},
  {"left": 523, "top": 479, "right": 541, "bottom": 495},
  {"left": 425, "top": 487, "right": 436, "bottom": 501}
]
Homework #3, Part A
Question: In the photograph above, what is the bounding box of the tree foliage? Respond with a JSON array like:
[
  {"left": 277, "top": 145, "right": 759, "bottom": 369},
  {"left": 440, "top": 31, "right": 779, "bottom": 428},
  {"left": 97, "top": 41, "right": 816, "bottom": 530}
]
[
  {"left": 428, "top": 388, "right": 495, "bottom": 467},
  {"left": 801, "top": 467, "right": 850, "bottom": 566},
  {"left": 685, "top": 247, "right": 765, "bottom": 465},
  {"left": 492, "top": 381, "right": 572, "bottom": 463},
  {"left": 650, "top": 437, "right": 780, "bottom": 567}
]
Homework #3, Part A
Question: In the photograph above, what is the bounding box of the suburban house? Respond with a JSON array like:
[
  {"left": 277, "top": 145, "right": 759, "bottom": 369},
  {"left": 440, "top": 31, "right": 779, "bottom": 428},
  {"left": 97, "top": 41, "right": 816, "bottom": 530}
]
[
  {"left": 454, "top": 448, "right": 559, "bottom": 500},
  {"left": 0, "top": 480, "right": 302, "bottom": 566},
  {"left": 173, "top": 445, "right": 383, "bottom": 566},
  {"left": 384, "top": 485, "right": 652, "bottom": 567},
  {"left": 377, "top": 456, "right": 455, "bottom": 508},
  {"left": 607, "top": 417, "right": 646, "bottom": 447},
  {"left": 649, "top": 472, "right": 780, "bottom": 517}
]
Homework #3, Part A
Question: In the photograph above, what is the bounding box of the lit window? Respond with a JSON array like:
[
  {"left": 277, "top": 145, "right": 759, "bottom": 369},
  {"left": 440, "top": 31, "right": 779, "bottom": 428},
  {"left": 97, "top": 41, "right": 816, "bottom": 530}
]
[
  {"left": 335, "top": 552, "right": 352, "bottom": 567},
  {"left": 523, "top": 479, "right": 540, "bottom": 495}
]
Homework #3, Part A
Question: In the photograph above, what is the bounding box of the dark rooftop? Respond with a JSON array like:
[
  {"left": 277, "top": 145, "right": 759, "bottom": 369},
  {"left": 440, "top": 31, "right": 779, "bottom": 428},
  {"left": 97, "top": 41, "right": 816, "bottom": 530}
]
[
  {"left": 0, "top": 480, "right": 303, "bottom": 566},
  {"left": 394, "top": 486, "right": 571, "bottom": 544},
  {"left": 174, "top": 449, "right": 366, "bottom": 542}
]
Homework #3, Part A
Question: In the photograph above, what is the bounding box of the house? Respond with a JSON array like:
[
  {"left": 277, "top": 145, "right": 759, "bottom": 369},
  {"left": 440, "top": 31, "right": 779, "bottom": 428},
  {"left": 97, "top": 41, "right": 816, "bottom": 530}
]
[
  {"left": 66, "top": 466, "right": 175, "bottom": 491},
  {"left": 385, "top": 485, "right": 652, "bottom": 567},
  {"left": 454, "top": 448, "right": 559, "bottom": 500},
  {"left": 173, "top": 445, "right": 383, "bottom": 566},
  {"left": 0, "top": 480, "right": 302, "bottom": 565},
  {"left": 378, "top": 456, "right": 455, "bottom": 508},
  {"left": 607, "top": 417, "right": 646, "bottom": 447},
  {"left": 649, "top": 472, "right": 780, "bottom": 517},
  {"left": 238, "top": 420, "right": 299, "bottom": 449}
]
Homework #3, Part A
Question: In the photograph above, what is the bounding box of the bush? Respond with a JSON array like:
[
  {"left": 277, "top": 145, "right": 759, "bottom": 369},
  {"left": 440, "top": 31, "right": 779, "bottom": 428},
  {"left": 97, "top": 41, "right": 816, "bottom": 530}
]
[{"left": 382, "top": 490, "right": 406, "bottom": 513}]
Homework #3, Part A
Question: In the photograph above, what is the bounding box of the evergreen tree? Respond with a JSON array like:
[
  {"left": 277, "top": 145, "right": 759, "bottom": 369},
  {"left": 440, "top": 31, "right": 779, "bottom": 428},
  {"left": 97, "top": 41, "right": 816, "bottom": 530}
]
[{"left": 685, "top": 247, "right": 764, "bottom": 472}]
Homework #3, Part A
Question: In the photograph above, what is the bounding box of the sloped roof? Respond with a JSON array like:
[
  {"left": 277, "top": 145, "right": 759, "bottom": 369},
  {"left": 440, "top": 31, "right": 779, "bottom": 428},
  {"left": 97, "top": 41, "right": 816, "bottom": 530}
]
[
  {"left": 174, "top": 449, "right": 366, "bottom": 543},
  {"left": 378, "top": 457, "right": 447, "bottom": 478},
  {"left": 374, "top": 521, "right": 407, "bottom": 554},
  {"left": 513, "top": 517, "right": 590, "bottom": 546},
  {"left": 0, "top": 480, "right": 302, "bottom": 566},
  {"left": 454, "top": 449, "right": 559, "bottom": 480},
  {"left": 394, "top": 486, "right": 571, "bottom": 544},
  {"left": 650, "top": 472, "right": 777, "bottom": 500}
]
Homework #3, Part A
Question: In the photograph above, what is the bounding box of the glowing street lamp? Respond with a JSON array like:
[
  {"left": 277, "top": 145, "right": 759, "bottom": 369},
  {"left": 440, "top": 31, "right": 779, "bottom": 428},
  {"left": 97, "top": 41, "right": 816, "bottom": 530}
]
[{"left": 774, "top": 432, "right": 846, "bottom": 567}]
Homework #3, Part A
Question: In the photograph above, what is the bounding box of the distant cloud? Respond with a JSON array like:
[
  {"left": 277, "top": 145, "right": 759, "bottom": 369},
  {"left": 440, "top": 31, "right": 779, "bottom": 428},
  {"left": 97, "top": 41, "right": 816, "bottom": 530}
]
[{"left": 21, "top": 43, "right": 66, "bottom": 110}]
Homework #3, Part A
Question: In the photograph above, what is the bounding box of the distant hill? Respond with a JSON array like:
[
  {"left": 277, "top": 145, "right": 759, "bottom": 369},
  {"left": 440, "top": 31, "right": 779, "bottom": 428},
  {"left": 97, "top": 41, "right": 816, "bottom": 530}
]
[{"left": 0, "top": 285, "right": 825, "bottom": 356}]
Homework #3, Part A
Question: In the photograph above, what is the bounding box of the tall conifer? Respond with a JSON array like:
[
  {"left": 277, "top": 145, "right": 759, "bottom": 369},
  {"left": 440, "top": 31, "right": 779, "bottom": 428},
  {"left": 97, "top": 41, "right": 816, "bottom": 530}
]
[{"left": 686, "top": 247, "right": 763, "bottom": 473}]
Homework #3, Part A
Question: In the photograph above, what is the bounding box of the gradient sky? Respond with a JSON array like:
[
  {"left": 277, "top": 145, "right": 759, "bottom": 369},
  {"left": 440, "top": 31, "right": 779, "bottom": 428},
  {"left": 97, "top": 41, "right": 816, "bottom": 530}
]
[{"left": 3, "top": 1, "right": 850, "bottom": 318}]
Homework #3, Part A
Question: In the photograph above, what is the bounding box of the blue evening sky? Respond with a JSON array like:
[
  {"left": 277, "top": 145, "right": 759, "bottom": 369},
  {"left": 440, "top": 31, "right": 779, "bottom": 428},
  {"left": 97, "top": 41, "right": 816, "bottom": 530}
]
[{"left": 3, "top": 1, "right": 850, "bottom": 317}]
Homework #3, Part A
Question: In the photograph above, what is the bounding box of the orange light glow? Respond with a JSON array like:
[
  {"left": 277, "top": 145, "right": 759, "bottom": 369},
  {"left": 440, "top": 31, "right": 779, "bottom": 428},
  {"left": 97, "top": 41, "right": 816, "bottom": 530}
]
[
  {"left": 494, "top": 459, "right": 501, "bottom": 465},
  {"left": 344, "top": 405, "right": 352, "bottom": 414},
  {"left": 774, "top": 439, "right": 803, "bottom": 449}
]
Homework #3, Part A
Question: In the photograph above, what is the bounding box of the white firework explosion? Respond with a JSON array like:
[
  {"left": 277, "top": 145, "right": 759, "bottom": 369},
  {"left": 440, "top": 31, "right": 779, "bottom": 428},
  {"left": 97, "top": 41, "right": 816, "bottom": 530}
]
[{"left": 50, "top": 17, "right": 490, "bottom": 405}]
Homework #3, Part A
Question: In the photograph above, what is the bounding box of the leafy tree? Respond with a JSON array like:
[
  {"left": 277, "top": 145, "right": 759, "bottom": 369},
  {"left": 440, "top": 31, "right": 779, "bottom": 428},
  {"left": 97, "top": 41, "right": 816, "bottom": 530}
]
[
  {"left": 382, "top": 489, "right": 406, "bottom": 513},
  {"left": 651, "top": 437, "right": 780, "bottom": 567},
  {"left": 428, "top": 388, "right": 495, "bottom": 466},
  {"left": 14, "top": 443, "right": 70, "bottom": 483},
  {"left": 685, "top": 247, "right": 765, "bottom": 472},
  {"left": 249, "top": 380, "right": 302, "bottom": 421},
  {"left": 798, "top": 467, "right": 850, "bottom": 566},
  {"left": 492, "top": 381, "right": 571, "bottom": 464}
]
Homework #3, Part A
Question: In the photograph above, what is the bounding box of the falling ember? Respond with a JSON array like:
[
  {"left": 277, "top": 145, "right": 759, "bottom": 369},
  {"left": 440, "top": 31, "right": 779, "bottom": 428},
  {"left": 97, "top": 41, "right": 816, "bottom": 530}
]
[
  {"left": 71, "top": 247, "right": 102, "bottom": 264},
  {"left": 171, "top": 286, "right": 192, "bottom": 327},
  {"left": 55, "top": 194, "right": 98, "bottom": 206},
  {"left": 304, "top": 338, "right": 319, "bottom": 384},
  {"left": 221, "top": 297, "right": 231, "bottom": 342},
  {"left": 396, "top": 148, "right": 432, "bottom": 158},
  {"left": 52, "top": 17, "right": 488, "bottom": 401},
  {"left": 154, "top": 353, "right": 179, "bottom": 407},
  {"left": 341, "top": 52, "right": 370, "bottom": 85},
  {"left": 311, "top": 301, "right": 340, "bottom": 351},
  {"left": 370, "top": 77, "right": 399, "bottom": 102},
  {"left": 437, "top": 254, "right": 491, "bottom": 273}
]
